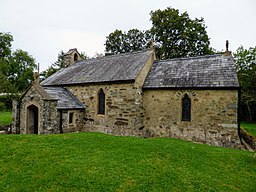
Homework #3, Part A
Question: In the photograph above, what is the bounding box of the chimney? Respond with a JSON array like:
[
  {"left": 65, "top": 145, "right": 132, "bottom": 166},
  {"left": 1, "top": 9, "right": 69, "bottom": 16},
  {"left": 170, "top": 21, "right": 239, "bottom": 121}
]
[{"left": 224, "top": 40, "right": 232, "bottom": 56}]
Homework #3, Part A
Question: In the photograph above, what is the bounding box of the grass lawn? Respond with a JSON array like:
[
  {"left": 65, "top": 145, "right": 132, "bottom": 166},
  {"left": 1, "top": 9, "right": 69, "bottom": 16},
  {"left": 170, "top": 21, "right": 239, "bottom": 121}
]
[
  {"left": 0, "top": 111, "right": 12, "bottom": 125},
  {"left": 241, "top": 122, "right": 256, "bottom": 137},
  {"left": 0, "top": 132, "right": 255, "bottom": 191}
]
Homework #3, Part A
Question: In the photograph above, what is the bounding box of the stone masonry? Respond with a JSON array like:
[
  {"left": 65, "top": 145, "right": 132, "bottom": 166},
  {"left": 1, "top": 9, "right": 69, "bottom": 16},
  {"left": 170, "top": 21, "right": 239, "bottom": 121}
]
[{"left": 143, "top": 89, "right": 240, "bottom": 148}]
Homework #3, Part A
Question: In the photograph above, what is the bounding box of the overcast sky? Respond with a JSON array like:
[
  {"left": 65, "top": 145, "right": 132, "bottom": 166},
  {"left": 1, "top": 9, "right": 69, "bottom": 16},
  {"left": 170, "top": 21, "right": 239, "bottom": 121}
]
[{"left": 1, "top": 0, "right": 255, "bottom": 71}]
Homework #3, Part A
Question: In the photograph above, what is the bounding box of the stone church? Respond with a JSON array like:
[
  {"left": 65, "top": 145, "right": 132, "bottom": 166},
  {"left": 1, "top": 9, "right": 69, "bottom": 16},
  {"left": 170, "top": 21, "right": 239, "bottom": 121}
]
[{"left": 12, "top": 47, "right": 241, "bottom": 148}]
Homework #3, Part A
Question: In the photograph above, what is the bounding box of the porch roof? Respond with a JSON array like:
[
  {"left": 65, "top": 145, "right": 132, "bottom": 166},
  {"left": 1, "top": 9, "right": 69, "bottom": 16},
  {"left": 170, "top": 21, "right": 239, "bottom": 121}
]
[{"left": 43, "top": 86, "right": 85, "bottom": 110}]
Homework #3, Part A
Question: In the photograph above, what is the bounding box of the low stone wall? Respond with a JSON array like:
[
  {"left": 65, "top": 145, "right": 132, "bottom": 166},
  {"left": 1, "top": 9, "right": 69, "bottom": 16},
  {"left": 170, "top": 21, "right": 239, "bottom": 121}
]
[{"left": 240, "top": 129, "right": 256, "bottom": 150}]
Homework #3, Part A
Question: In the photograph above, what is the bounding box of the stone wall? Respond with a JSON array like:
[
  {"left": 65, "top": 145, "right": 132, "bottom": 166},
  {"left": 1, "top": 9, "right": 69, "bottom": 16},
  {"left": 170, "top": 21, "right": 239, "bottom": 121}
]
[
  {"left": 12, "top": 100, "right": 20, "bottom": 133},
  {"left": 60, "top": 110, "right": 85, "bottom": 133},
  {"left": 19, "top": 85, "right": 59, "bottom": 134},
  {"left": 66, "top": 83, "right": 144, "bottom": 136},
  {"left": 143, "top": 89, "right": 241, "bottom": 148}
]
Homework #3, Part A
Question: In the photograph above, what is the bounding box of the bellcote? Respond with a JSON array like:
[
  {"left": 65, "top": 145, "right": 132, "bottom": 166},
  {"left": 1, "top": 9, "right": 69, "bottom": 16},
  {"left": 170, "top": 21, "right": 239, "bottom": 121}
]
[{"left": 64, "top": 48, "right": 81, "bottom": 67}]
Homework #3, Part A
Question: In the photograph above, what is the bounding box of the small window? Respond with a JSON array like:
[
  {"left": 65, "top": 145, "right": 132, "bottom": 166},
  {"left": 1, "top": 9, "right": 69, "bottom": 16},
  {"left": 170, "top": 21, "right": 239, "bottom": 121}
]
[
  {"left": 98, "top": 89, "right": 105, "bottom": 115},
  {"left": 69, "top": 112, "right": 74, "bottom": 124},
  {"left": 182, "top": 94, "right": 191, "bottom": 121}
]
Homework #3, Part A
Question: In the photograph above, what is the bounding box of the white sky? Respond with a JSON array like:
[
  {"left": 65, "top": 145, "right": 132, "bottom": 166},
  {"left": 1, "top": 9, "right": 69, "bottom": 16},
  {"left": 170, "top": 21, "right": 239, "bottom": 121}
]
[{"left": 1, "top": 0, "right": 255, "bottom": 71}]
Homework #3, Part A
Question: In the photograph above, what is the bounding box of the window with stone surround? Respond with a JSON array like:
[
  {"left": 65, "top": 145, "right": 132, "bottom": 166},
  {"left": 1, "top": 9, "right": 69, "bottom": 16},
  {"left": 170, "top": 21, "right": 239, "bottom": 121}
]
[
  {"left": 182, "top": 94, "right": 191, "bottom": 121},
  {"left": 98, "top": 89, "right": 105, "bottom": 115},
  {"left": 68, "top": 111, "right": 74, "bottom": 124}
]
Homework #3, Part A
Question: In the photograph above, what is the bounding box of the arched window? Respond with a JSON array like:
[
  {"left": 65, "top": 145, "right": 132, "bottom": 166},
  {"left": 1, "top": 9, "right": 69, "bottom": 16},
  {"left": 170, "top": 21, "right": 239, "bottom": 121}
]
[
  {"left": 74, "top": 53, "right": 78, "bottom": 62},
  {"left": 182, "top": 94, "right": 191, "bottom": 121},
  {"left": 98, "top": 89, "right": 105, "bottom": 114}
]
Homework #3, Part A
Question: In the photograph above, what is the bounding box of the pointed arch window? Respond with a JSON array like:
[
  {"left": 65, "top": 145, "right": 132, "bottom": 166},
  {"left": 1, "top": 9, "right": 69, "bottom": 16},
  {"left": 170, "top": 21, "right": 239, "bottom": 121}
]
[
  {"left": 98, "top": 89, "right": 105, "bottom": 115},
  {"left": 182, "top": 94, "right": 191, "bottom": 121}
]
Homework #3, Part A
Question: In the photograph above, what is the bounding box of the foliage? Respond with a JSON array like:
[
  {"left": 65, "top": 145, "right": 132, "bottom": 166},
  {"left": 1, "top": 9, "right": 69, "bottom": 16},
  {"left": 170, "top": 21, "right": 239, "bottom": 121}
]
[
  {"left": 0, "top": 111, "right": 12, "bottom": 125},
  {"left": 241, "top": 122, "right": 256, "bottom": 137},
  {"left": 0, "top": 32, "right": 37, "bottom": 94},
  {"left": 105, "top": 29, "right": 150, "bottom": 55},
  {"left": 0, "top": 94, "right": 17, "bottom": 111},
  {"left": 150, "top": 7, "right": 213, "bottom": 59},
  {"left": 105, "top": 7, "right": 213, "bottom": 59},
  {"left": 0, "top": 32, "right": 13, "bottom": 58},
  {"left": 234, "top": 46, "right": 256, "bottom": 121},
  {"left": 0, "top": 132, "right": 255, "bottom": 191}
]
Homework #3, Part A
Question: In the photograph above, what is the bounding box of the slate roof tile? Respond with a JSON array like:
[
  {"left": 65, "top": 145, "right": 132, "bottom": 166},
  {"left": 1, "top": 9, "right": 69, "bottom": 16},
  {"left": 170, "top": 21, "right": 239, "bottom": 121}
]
[
  {"left": 143, "top": 54, "right": 239, "bottom": 88},
  {"left": 41, "top": 50, "right": 153, "bottom": 86},
  {"left": 43, "top": 86, "right": 85, "bottom": 109}
]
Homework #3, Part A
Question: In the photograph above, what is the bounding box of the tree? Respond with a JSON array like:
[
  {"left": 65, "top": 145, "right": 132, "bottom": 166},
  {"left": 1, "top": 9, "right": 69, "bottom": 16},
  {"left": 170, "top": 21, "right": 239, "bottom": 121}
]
[
  {"left": 150, "top": 7, "right": 212, "bottom": 59},
  {"left": 234, "top": 46, "right": 256, "bottom": 121},
  {"left": 1, "top": 49, "right": 36, "bottom": 92},
  {"left": 105, "top": 29, "right": 150, "bottom": 55},
  {"left": 0, "top": 32, "right": 13, "bottom": 59},
  {"left": 0, "top": 32, "right": 13, "bottom": 91},
  {"left": 0, "top": 32, "right": 37, "bottom": 93},
  {"left": 104, "top": 7, "right": 213, "bottom": 59}
]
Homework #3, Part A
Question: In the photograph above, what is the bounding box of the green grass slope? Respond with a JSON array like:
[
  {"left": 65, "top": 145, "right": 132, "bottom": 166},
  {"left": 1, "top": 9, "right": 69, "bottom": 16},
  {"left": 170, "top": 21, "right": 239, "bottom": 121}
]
[
  {"left": 0, "top": 132, "right": 255, "bottom": 192},
  {"left": 241, "top": 122, "right": 256, "bottom": 137}
]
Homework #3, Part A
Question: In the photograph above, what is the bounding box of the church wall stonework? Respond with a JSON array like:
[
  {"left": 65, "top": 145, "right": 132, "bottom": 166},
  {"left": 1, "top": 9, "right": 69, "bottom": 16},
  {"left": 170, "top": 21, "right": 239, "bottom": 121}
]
[
  {"left": 66, "top": 83, "right": 145, "bottom": 136},
  {"left": 60, "top": 110, "right": 85, "bottom": 133},
  {"left": 143, "top": 89, "right": 241, "bottom": 148}
]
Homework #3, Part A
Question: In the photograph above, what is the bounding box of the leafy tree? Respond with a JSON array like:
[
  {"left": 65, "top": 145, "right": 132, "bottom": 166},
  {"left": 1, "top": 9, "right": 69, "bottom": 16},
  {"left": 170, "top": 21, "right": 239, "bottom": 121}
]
[
  {"left": 234, "top": 46, "right": 256, "bottom": 121},
  {"left": 105, "top": 29, "right": 150, "bottom": 55},
  {"left": 1, "top": 49, "right": 36, "bottom": 92},
  {"left": 0, "top": 32, "right": 13, "bottom": 91},
  {"left": 0, "top": 32, "right": 13, "bottom": 58},
  {"left": 150, "top": 7, "right": 212, "bottom": 59},
  {"left": 105, "top": 7, "right": 213, "bottom": 59},
  {"left": 0, "top": 32, "right": 37, "bottom": 94}
]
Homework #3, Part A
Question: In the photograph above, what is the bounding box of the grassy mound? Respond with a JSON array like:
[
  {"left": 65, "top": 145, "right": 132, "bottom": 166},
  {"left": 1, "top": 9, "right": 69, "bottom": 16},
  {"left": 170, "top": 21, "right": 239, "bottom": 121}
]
[{"left": 0, "top": 132, "right": 255, "bottom": 191}]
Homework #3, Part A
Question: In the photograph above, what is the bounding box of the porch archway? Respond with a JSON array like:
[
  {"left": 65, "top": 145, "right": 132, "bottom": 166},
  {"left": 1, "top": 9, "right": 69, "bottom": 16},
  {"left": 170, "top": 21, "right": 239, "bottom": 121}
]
[{"left": 27, "top": 105, "right": 39, "bottom": 134}]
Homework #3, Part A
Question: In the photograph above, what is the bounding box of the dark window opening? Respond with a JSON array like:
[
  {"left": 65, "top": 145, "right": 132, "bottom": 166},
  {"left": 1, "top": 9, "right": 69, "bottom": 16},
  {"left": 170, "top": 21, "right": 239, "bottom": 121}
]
[
  {"left": 98, "top": 89, "right": 105, "bottom": 114},
  {"left": 74, "top": 53, "right": 78, "bottom": 62},
  {"left": 69, "top": 112, "right": 74, "bottom": 124},
  {"left": 182, "top": 94, "right": 191, "bottom": 121}
]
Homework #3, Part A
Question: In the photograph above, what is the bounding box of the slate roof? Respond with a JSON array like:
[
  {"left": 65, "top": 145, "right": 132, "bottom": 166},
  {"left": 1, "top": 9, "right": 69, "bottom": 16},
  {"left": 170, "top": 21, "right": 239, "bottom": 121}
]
[
  {"left": 143, "top": 54, "right": 239, "bottom": 88},
  {"left": 43, "top": 86, "right": 85, "bottom": 109},
  {"left": 41, "top": 50, "right": 153, "bottom": 86}
]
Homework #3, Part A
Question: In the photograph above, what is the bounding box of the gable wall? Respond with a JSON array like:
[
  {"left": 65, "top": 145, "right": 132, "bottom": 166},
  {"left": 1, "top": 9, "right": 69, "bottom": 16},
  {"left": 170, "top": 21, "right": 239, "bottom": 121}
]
[{"left": 143, "top": 89, "right": 241, "bottom": 148}]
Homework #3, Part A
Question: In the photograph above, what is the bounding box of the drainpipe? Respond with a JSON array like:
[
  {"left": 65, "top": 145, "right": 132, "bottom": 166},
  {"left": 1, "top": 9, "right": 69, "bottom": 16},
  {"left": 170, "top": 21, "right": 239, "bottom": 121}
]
[{"left": 59, "top": 110, "right": 63, "bottom": 133}]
